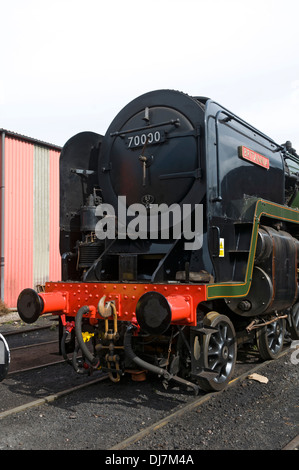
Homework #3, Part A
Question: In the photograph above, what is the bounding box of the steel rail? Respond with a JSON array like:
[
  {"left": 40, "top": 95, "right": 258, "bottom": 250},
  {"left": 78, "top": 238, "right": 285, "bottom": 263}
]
[
  {"left": 0, "top": 348, "right": 295, "bottom": 451},
  {"left": 0, "top": 374, "right": 108, "bottom": 420},
  {"left": 109, "top": 349, "right": 292, "bottom": 450}
]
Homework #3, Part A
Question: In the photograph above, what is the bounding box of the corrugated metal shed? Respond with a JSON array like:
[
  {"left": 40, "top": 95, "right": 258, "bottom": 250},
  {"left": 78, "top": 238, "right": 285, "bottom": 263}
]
[{"left": 0, "top": 129, "right": 61, "bottom": 308}]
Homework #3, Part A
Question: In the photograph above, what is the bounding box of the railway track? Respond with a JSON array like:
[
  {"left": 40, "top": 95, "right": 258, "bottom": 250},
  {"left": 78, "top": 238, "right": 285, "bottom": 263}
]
[
  {"left": 0, "top": 374, "right": 108, "bottom": 420},
  {"left": 0, "top": 338, "right": 297, "bottom": 450},
  {"left": 8, "top": 339, "right": 64, "bottom": 375},
  {"left": 3, "top": 321, "right": 63, "bottom": 375},
  {"left": 0, "top": 317, "right": 297, "bottom": 450},
  {"left": 110, "top": 348, "right": 298, "bottom": 451}
]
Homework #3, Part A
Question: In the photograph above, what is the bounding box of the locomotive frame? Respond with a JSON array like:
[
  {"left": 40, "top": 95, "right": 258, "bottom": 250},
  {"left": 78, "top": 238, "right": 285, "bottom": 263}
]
[{"left": 17, "top": 90, "right": 299, "bottom": 393}]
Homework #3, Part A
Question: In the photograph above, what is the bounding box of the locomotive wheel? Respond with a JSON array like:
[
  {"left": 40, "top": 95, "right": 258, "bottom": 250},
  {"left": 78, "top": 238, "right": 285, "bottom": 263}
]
[
  {"left": 287, "top": 303, "right": 299, "bottom": 340},
  {"left": 197, "top": 312, "right": 237, "bottom": 392},
  {"left": 256, "top": 318, "right": 285, "bottom": 360}
]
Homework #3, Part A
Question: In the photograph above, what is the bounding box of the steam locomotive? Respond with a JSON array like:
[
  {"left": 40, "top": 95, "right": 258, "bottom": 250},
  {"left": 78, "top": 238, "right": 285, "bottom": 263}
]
[{"left": 17, "top": 90, "right": 299, "bottom": 393}]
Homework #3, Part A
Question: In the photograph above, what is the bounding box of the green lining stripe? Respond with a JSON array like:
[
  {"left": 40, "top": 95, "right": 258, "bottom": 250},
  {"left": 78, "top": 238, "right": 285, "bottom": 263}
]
[{"left": 206, "top": 199, "right": 299, "bottom": 300}]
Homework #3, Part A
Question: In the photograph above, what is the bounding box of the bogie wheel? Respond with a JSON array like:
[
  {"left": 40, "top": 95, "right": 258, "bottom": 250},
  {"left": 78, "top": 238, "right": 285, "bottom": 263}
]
[
  {"left": 197, "top": 312, "right": 237, "bottom": 392},
  {"left": 256, "top": 318, "right": 285, "bottom": 360},
  {"left": 287, "top": 303, "right": 299, "bottom": 340}
]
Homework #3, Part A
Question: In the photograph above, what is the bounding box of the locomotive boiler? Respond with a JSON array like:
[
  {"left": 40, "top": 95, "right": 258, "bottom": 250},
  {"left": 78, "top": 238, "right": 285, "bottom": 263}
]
[{"left": 17, "top": 90, "right": 299, "bottom": 392}]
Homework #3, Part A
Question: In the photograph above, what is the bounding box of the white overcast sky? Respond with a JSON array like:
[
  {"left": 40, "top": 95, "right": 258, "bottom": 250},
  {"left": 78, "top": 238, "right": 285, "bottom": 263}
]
[{"left": 0, "top": 0, "right": 298, "bottom": 151}]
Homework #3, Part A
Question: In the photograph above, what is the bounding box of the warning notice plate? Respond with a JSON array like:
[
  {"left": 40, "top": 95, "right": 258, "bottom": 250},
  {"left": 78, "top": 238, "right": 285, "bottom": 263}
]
[{"left": 219, "top": 238, "right": 225, "bottom": 257}]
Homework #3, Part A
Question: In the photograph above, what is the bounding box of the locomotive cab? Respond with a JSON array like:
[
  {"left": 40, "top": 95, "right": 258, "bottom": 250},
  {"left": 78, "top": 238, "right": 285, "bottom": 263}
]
[{"left": 284, "top": 141, "right": 299, "bottom": 207}]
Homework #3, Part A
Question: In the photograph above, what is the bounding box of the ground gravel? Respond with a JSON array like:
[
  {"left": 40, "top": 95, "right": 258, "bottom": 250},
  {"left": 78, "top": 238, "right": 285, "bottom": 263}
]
[
  {"left": 0, "top": 350, "right": 297, "bottom": 451},
  {"left": 127, "top": 351, "right": 299, "bottom": 450},
  {"left": 0, "top": 315, "right": 298, "bottom": 451}
]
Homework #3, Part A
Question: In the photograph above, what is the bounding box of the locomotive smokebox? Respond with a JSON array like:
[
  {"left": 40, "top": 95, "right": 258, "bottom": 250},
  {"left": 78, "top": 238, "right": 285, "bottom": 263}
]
[{"left": 136, "top": 291, "right": 191, "bottom": 335}]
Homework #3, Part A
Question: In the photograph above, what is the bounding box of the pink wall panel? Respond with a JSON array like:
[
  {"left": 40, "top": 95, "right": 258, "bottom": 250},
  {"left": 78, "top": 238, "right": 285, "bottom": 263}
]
[
  {"left": 49, "top": 149, "right": 61, "bottom": 281},
  {"left": 0, "top": 134, "right": 3, "bottom": 301},
  {"left": 4, "top": 138, "right": 34, "bottom": 307}
]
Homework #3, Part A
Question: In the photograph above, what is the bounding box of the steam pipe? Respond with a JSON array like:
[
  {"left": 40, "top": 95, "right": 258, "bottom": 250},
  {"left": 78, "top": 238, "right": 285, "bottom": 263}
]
[
  {"left": 124, "top": 324, "right": 199, "bottom": 394},
  {"left": 75, "top": 305, "right": 99, "bottom": 366},
  {"left": 124, "top": 324, "right": 171, "bottom": 380}
]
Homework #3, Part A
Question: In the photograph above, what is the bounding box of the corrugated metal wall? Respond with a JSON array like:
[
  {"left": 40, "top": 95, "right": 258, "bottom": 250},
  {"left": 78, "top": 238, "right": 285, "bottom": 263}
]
[
  {"left": 49, "top": 149, "right": 61, "bottom": 281},
  {"left": 0, "top": 133, "right": 4, "bottom": 301},
  {"left": 4, "top": 137, "right": 34, "bottom": 308},
  {"left": 2, "top": 135, "right": 61, "bottom": 308},
  {"left": 33, "top": 146, "right": 50, "bottom": 287}
]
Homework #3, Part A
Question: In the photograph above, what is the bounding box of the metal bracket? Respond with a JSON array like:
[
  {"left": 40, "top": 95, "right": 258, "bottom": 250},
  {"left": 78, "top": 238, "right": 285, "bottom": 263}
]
[
  {"left": 110, "top": 118, "right": 180, "bottom": 138},
  {"left": 159, "top": 168, "right": 202, "bottom": 180},
  {"left": 70, "top": 168, "right": 95, "bottom": 176}
]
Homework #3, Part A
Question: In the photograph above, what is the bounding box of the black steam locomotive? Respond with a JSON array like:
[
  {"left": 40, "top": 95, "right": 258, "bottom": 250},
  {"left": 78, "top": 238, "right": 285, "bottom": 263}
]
[{"left": 17, "top": 90, "right": 299, "bottom": 393}]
